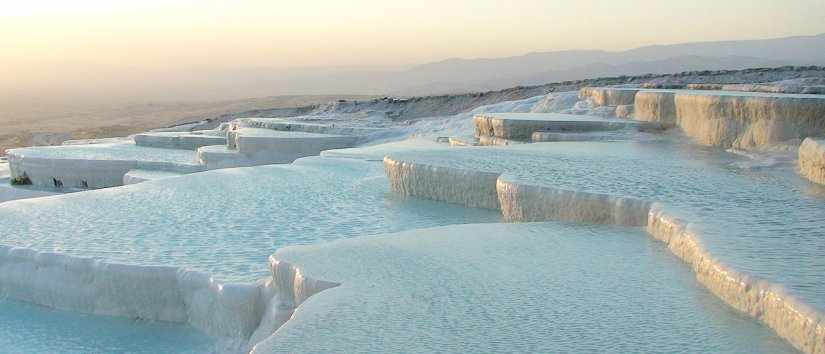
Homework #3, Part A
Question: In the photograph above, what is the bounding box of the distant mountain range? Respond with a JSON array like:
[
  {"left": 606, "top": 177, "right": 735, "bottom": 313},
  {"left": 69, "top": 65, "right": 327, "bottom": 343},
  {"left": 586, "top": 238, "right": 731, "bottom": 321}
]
[
  {"left": 217, "top": 33, "right": 825, "bottom": 98},
  {"left": 390, "top": 33, "right": 825, "bottom": 94},
  {"left": 8, "top": 33, "right": 825, "bottom": 103}
]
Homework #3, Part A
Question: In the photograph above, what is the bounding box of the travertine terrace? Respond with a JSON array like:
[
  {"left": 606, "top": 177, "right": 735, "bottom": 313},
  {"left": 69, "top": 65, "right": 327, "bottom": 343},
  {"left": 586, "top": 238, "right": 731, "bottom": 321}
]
[
  {"left": 6, "top": 119, "right": 384, "bottom": 189},
  {"left": 473, "top": 112, "right": 659, "bottom": 142},
  {"left": 2, "top": 88, "right": 824, "bottom": 353},
  {"left": 580, "top": 87, "right": 825, "bottom": 149}
]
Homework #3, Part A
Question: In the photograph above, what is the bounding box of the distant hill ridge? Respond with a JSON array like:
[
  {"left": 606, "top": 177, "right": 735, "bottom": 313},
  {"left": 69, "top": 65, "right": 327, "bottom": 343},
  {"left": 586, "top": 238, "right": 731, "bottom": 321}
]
[
  {"left": 8, "top": 33, "right": 825, "bottom": 102},
  {"left": 396, "top": 33, "right": 825, "bottom": 94}
]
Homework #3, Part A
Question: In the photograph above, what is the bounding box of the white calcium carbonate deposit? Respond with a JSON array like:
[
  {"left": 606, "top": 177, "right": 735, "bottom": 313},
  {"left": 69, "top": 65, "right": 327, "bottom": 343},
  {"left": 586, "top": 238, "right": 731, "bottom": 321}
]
[
  {"left": 381, "top": 138, "right": 825, "bottom": 354},
  {"left": 1, "top": 89, "right": 824, "bottom": 353},
  {"left": 581, "top": 87, "right": 825, "bottom": 149},
  {"left": 799, "top": 137, "right": 825, "bottom": 185}
]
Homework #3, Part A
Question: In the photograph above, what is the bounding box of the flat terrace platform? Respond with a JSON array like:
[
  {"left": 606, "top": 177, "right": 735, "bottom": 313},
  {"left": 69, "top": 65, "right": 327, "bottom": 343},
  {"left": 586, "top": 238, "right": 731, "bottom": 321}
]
[
  {"left": 579, "top": 87, "right": 825, "bottom": 148},
  {"left": 382, "top": 140, "right": 825, "bottom": 314},
  {"left": 133, "top": 131, "right": 227, "bottom": 150},
  {"left": 254, "top": 222, "right": 794, "bottom": 354},
  {"left": 6, "top": 142, "right": 203, "bottom": 189},
  {"left": 381, "top": 139, "right": 825, "bottom": 352},
  {"left": 197, "top": 128, "right": 360, "bottom": 169},
  {"left": 474, "top": 113, "right": 660, "bottom": 140}
]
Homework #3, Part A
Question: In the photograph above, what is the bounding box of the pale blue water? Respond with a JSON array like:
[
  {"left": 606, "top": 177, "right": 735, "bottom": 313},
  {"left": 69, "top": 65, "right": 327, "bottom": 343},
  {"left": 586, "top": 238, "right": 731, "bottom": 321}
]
[
  {"left": 265, "top": 222, "right": 796, "bottom": 353},
  {"left": 387, "top": 139, "right": 825, "bottom": 312},
  {"left": 0, "top": 136, "right": 818, "bottom": 353},
  {"left": 0, "top": 157, "right": 499, "bottom": 282},
  {"left": 8, "top": 142, "right": 199, "bottom": 164},
  {"left": 0, "top": 299, "right": 216, "bottom": 353}
]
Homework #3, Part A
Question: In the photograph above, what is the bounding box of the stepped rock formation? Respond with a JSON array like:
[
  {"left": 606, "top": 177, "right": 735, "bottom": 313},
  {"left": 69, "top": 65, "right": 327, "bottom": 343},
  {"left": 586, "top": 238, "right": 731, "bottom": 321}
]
[
  {"left": 6, "top": 119, "right": 380, "bottom": 189},
  {"left": 473, "top": 113, "right": 656, "bottom": 142},
  {"left": 0, "top": 245, "right": 338, "bottom": 351},
  {"left": 383, "top": 127, "right": 825, "bottom": 353},
  {"left": 633, "top": 90, "right": 677, "bottom": 124},
  {"left": 384, "top": 155, "right": 825, "bottom": 353},
  {"left": 578, "top": 87, "right": 638, "bottom": 106},
  {"left": 581, "top": 87, "right": 825, "bottom": 149}
]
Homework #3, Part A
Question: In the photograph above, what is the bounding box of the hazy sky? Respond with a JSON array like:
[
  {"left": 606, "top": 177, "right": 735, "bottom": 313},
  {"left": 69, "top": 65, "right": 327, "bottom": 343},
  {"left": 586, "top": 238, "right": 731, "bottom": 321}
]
[
  {"left": 4, "top": 0, "right": 825, "bottom": 70},
  {"left": 2, "top": 0, "right": 825, "bottom": 102}
]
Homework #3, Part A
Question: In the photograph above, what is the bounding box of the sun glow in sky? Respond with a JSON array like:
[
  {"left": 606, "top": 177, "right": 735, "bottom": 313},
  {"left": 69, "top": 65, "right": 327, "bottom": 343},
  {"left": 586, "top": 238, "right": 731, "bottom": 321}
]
[
  {"left": 3, "top": 0, "right": 825, "bottom": 70},
  {"left": 1, "top": 0, "right": 824, "bottom": 102}
]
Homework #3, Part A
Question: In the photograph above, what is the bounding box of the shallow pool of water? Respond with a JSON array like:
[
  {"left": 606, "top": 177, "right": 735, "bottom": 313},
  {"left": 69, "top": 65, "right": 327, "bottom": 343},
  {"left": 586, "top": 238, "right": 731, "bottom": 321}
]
[
  {"left": 7, "top": 142, "right": 199, "bottom": 164},
  {"left": 257, "top": 222, "right": 796, "bottom": 353},
  {"left": 386, "top": 139, "right": 825, "bottom": 312},
  {"left": 0, "top": 299, "right": 216, "bottom": 353},
  {"left": 0, "top": 157, "right": 499, "bottom": 281}
]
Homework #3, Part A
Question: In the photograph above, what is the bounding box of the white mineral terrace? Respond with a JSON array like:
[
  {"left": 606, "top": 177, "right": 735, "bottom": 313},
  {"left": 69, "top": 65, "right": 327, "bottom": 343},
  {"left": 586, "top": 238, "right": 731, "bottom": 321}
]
[
  {"left": 0, "top": 154, "right": 499, "bottom": 352},
  {"left": 382, "top": 139, "right": 825, "bottom": 354},
  {"left": 0, "top": 160, "right": 59, "bottom": 203},
  {"left": 6, "top": 142, "right": 205, "bottom": 189},
  {"left": 233, "top": 118, "right": 386, "bottom": 138},
  {"left": 580, "top": 87, "right": 825, "bottom": 149},
  {"left": 6, "top": 119, "right": 379, "bottom": 190},
  {"left": 251, "top": 223, "right": 796, "bottom": 354},
  {"left": 473, "top": 112, "right": 659, "bottom": 141},
  {"left": 134, "top": 131, "right": 227, "bottom": 150},
  {"left": 579, "top": 87, "right": 639, "bottom": 106},
  {"left": 800, "top": 138, "right": 825, "bottom": 185},
  {"left": 122, "top": 169, "right": 187, "bottom": 185},
  {"left": 205, "top": 128, "right": 359, "bottom": 169},
  {"left": 0, "top": 243, "right": 339, "bottom": 351},
  {"left": 0, "top": 91, "right": 823, "bottom": 353},
  {"left": 448, "top": 135, "right": 523, "bottom": 146}
]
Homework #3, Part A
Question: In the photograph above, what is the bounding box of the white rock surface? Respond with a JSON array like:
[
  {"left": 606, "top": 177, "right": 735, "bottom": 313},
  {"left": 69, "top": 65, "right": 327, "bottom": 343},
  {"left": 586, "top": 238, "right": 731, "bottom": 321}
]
[
  {"left": 799, "top": 137, "right": 825, "bottom": 185},
  {"left": 197, "top": 129, "right": 358, "bottom": 169},
  {"left": 122, "top": 169, "right": 185, "bottom": 185},
  {"left": 474, "top": 113, "right": 652, "bottom": 140},
  {"left": 250, "top": 222, "right": 796, "bottom": 354},
  {"left": 647, "top": 205, "right": 825, "bottom": 354},
  {"left": 0, "top": 162, "right": 59, "bottom": 203},
  {"left": 689, "top": 78, "right": 825, "bottom": 95},
  {"left": 588, "top": 87, "right": 825, "bottom": 149},
  {"left": 62, "top": 137, "right": 132, "bottom": 145},
  {"left": 7, "top": 143, "right": 204, "bottom": 189},
  {"left": 196, "top": 145, "right": 261, "bottom": 169},
  {"left": 579, "top": 87, "right": 639, "bottom": 106},
  {"left": 447, "top": 136, "right": 479, "bottom": 146},
  {"left": 133, "top": 131, "right": 226, "bottom": 150},
  {"left": 674, "top": 91, "right": 825, "bottom": 148},
  {"left": 615, "top": 104, "right": 634, "bottom": 118},
  {"left": 230, "top": 129, "right": 357, "bottom": 156},
  {"left": 529, "top": 91, "right": 580, "bottom": 113},
  {"left": 2, "top": 88, "right": 824, "bottom": 353},
  {"left": 497, "top": 177, "right": 650, "bottom": 226},
  {"left": 634, "top": 90, "right": 677, "bottom": 125},
  {"left": 234, "top": 118, "right": 385, "bottom": 139},
  {"left": 382, "top": 143, "right": 825, "bottom": 354},
  {"left": 384, "top": 156, "right": 500, "bottom": 209},
  {"left": 0, "top": 244, "right": 336, "bottom": 351},
  {"left": 531, "top": 131, "right": 610, "bottom": 142}
]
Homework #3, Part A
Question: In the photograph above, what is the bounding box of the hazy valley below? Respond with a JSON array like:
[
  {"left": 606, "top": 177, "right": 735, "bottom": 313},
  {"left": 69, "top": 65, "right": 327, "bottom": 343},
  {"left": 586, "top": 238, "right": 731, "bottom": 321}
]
[{"left": 0, "top": 95, "right": 371, "bottom": 154}]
